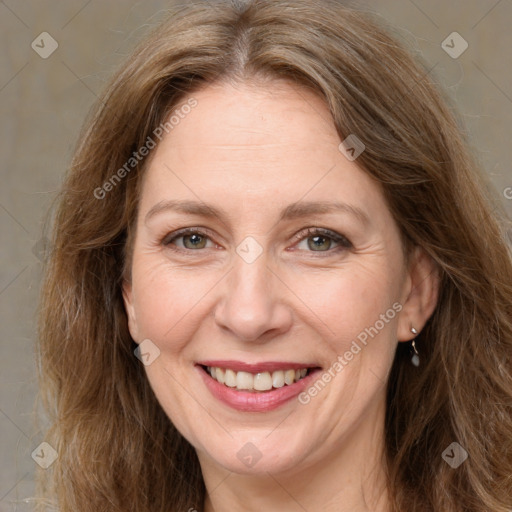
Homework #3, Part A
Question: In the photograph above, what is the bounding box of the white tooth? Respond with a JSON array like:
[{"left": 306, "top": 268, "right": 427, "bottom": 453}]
[
  {"left": 236, "top": 371, "right": 254, "bottom": 390},
  {"left": 284, "top": 369, "right": 295, "bottom": 385},
  {"left": 224, "top": 369, "right": 237, "bottom": 387},
  {"left": 272, "top": 370, "right": 285, "bottom": 388},
  {"left": 295, "top": 369, "right": 302, "bottom": 381},
  {"left": 254, "top": 372, "right": 272, "bottom": 391},
  {"left": 215, "top": 367, "right": 225, "bottom": 384},
  {"left": 300, "top": 368, "right": 308, "bottom": 378},
  {"left": 209, "top": 366, "right": 215, "bottom": 378}
]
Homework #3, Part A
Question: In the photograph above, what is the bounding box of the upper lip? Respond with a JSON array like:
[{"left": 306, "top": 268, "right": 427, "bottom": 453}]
[{"left": 197, "top": 360, "right": 321, "bottom": 373}]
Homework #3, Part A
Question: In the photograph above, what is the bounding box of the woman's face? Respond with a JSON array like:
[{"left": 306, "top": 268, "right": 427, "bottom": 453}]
[{"left": 123, "top": 80, "right": 424, "bottom": 476}]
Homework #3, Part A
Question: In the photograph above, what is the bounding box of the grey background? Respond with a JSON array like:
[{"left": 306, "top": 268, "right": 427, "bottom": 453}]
[{"left": 1, "top": 0, "right": 511, "bottom": 510}]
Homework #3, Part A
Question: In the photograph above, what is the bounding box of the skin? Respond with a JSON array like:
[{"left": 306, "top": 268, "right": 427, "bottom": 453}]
[{"left": 123, "top": 79, "right": 439, "bottom": 512}]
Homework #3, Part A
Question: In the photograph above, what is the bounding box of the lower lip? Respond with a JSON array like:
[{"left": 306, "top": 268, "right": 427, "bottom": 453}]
[{"left": 196, "top": 365, "right": 322, "bottom": 412}]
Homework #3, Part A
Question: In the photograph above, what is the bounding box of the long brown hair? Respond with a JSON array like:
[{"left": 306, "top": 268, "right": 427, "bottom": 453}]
[{"left": 36, "top": 1, "right": 512, "bottom": 510}]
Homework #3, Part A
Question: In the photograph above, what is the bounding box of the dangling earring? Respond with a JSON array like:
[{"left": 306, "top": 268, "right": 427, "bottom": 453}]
[{"left": 410, "top": 327, "right": 420, "bottom": 366}]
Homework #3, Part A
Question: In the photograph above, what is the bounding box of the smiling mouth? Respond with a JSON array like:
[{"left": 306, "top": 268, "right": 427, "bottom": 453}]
[{"left": 200, "top": 365, "right": 317, "bottom": 393}]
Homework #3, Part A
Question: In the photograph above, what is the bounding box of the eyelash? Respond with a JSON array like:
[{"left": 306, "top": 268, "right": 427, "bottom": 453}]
[{"left": 161, "top": 227, "right": 352, "bottom": 256}]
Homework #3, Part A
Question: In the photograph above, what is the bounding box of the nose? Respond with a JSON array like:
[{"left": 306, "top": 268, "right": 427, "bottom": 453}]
[{"left": 213, "top": 253, "right": 293, "bottom": 343}]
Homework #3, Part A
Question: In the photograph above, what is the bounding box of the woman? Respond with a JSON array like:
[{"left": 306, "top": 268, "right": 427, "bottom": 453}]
[{"left": 36, "top": 0, "right": 512, "bottom": 511}]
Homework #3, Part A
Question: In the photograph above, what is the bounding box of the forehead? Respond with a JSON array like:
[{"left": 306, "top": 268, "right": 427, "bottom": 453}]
[
  {"left": 139, "top": 80, "right": 387, "bottom": 222},
  {"left": 176, "top": 80, "right": 334, "bottom": 146}
]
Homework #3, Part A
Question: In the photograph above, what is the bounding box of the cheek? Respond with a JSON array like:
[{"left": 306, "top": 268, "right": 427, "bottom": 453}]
[
  {"left": 292, "top": 260, "right": 401, "bottom": 349},
  {"left": 130, "top": 257, "right": 220, "bottom": 350}
]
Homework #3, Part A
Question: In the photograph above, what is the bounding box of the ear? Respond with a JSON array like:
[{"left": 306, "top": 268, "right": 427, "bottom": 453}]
[
  {"left": 397, "top": 246, "right": 440, "bottom": 342},
  {"left": 122, "top": 279, "right": 140, "bottom": 343}
]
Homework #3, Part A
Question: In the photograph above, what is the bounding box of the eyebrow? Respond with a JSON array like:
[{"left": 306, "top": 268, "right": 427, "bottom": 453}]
[{"left": 144, "top": 199, "right": 370, "bottom": 226}]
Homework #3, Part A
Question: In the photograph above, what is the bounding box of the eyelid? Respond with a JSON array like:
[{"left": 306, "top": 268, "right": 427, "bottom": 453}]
[
  {"left": 161, "top": 227, "right": 217, "bottom": 249},
  {"left": 291, "top": 227, "right": 352, "bottom": 250}
]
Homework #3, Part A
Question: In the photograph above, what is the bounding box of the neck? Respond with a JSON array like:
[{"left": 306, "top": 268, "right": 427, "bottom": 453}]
[{"left": 200, "top": 394, "right": 391, "bottom": 512}]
